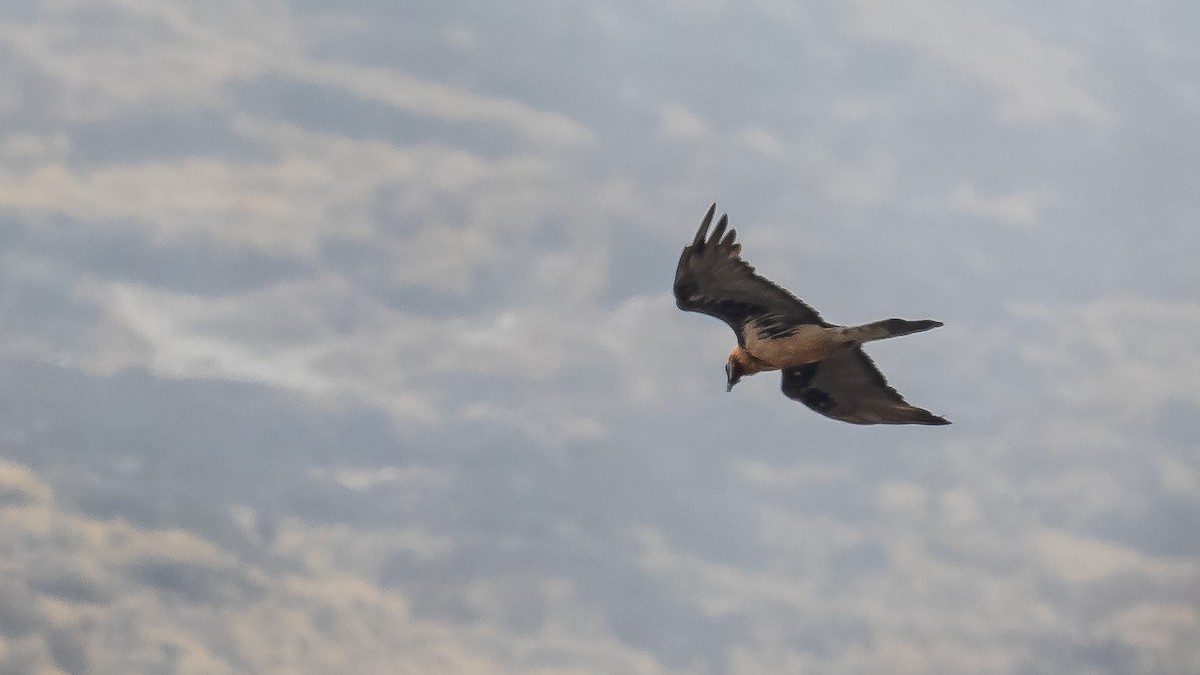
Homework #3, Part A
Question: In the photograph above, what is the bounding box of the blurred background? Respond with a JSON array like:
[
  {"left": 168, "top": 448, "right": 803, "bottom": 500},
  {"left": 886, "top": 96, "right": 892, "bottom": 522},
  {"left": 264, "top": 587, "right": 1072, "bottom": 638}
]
[{"left": 1, "top": 0, "right": 1199, "bottom": 672}]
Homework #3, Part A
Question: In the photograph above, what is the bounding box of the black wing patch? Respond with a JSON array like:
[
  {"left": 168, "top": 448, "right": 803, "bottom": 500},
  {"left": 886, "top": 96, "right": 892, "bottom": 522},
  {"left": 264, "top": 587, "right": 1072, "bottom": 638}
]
[
  {"left": 674, "top": 204, "right": 825, "bottom": 343},
  {"left": 781, "top": 349, "right": 950, "bottom": 425}
]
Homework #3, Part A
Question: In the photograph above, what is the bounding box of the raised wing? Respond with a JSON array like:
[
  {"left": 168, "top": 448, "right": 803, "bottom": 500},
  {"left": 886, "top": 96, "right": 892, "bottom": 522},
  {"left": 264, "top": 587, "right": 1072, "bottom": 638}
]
[
  {"left": 674, "top": 204, "right": 825, "bottom": 343},
  {"left": 780, "top": 349, "right": 950, "bottom": 425}
]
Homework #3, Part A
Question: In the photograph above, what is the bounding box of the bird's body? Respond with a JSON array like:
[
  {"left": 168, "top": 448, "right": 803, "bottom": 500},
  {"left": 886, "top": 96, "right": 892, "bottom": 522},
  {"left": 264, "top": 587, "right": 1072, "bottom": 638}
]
[
  {"left": 740, "top": 322, "right": 839, "bottom": 370},
  {"left": 673, "top": 204, "right": 949, "bottom": 425}
]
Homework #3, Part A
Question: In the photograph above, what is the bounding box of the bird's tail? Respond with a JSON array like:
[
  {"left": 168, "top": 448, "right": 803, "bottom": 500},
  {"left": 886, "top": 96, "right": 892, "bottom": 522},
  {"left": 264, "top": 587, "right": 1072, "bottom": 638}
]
[{"left": 845, "top": 318, "right": 943, "bottom": 343}]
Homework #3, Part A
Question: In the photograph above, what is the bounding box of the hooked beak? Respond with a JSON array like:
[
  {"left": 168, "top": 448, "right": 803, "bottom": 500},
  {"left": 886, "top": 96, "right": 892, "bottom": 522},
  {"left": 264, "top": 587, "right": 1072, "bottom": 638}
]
[{"left": 725, "top": 362, "right": 738, "bottom": 392}]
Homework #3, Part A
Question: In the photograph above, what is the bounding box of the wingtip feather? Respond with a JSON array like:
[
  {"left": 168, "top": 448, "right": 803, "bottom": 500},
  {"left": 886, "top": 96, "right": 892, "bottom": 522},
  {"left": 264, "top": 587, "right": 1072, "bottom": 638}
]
[
  {"left": 694, "top": 203, "right": 717, "bottom": 246},
  {"left": 914, "top": 408, "right": 951, "bottom": 425},
  {"left": 711, "top": 213, "right": 728, "bottom": 244},
  {"left": 720, "top": 227, "right": 737, "bottom": 249}
]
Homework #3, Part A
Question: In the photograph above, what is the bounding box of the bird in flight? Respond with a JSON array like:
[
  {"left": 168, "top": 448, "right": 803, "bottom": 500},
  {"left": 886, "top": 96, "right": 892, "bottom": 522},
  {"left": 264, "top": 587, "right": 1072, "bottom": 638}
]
[{"left": 674, "top": 204, "right": 949, "bottom": 425}]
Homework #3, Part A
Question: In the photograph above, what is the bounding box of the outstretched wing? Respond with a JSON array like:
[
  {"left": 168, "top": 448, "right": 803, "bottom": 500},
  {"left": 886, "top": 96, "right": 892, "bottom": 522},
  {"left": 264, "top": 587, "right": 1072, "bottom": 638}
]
[
  {"left": 674, "top": 204, "right": 825, "bottom": 343},
  {"left": 780, "top": 349, "right": 950, "bottom": 425}
]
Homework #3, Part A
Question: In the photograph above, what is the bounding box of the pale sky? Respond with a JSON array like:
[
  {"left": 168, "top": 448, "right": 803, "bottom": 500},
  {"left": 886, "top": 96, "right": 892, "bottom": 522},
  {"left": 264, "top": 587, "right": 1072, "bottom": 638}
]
[{"left": 2, "top": 1, "right": 1199, "bottom": 673}]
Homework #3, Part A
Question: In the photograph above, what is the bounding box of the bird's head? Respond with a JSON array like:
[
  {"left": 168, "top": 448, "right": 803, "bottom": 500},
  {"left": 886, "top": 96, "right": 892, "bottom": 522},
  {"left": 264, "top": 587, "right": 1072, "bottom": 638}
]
[{"left": 725, "top": 351, "right": 746, "bottom": 392}]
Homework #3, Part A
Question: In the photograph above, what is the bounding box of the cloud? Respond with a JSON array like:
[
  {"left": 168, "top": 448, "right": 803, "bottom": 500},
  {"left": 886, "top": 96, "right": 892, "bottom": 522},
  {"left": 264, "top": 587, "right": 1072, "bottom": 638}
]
[
  {"left": 73, "top": 282, "right": 693, "bottom": 442},
  {"left": 1034, "top": 528, "right": 1195, "bottom": 584},
  {"left": 0, "top": 461, "right": 53, "bottom": 507},
  {"left": 848, "top": 0, "right": 1112, "bottom": 127},
  {"left": 0, "top": 460, "right": 675, "bottom": 674},
  {"left": 0, "top": 0, "right": 593, "bottom": 151},
  {"left": 4, "top": 1, "right": 1200, "bottom": 673},
  {"left": 0, "top": 120, "right": 575, "bottom": 257},
  {"left": 736, "top": 127, "right": 785, "bottom": 158},
  {"left": 659, "top": 103, "right": 710, "bottom": 140},
  {"left": 1104, "top": 604, "right": 1200, "bottom": 671},
  {"left": 0, "top": 135, "right": 365, "bottom": 254},
  {"left": 1017, "top": 296, "right": 1200, "bottom": 419},
  {"left": 946, "top": 183, "right": 1049, "bottom": 228},
  {"left": 308, "top": 464, "right": 450, "bottom": 495},
  {"left": 0, "top": 0, "right": 299, "bottom": 120},
  {"left": 75, "top": 276, "right": 445, "bottom": 422},
  {"left": 442, "top": 25, "right": 479, "bottom": 51},
  {"left": 300, "top": 62, "right": 596, "bottom": 148}
]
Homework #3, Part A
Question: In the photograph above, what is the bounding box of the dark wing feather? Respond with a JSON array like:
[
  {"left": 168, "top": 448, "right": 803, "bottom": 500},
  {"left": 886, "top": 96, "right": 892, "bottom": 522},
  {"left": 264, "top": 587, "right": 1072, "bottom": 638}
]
[
  {"left": 674, "top": 204, "right": 825, "bottom": 342},
  {"left": 780, "top": 349, "right": 950, "bottom": 425}
]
